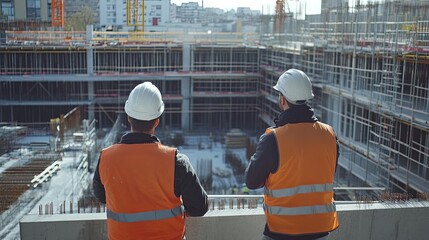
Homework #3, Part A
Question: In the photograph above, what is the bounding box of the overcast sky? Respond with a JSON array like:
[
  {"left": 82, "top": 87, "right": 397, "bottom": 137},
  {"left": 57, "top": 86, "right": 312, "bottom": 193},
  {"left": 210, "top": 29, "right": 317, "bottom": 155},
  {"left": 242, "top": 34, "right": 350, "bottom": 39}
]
[{"left": 170, "top": 0, "right": 322, "bottom": 15}]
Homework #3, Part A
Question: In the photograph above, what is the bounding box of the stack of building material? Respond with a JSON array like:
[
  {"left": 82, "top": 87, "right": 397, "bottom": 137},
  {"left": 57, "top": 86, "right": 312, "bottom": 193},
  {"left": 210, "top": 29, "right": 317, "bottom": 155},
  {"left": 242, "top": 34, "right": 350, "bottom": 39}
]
[
  {"left": 225, "top": 129, "right": 247, "bottom": 148},
  {"left": 0, "top": 126, "right": 26, "bottom": 155},
  {"left": 0, "top": 155, "right": 61, "bottom": 214}
]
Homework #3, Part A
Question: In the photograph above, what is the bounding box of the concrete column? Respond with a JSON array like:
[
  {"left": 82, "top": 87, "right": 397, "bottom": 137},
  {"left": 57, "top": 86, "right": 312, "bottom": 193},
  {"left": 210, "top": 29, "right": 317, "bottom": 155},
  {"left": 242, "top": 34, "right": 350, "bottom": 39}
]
[
  {"left": 86, "top": 25, "right": 95, "bottom": 122},
  {"left": 182, "top": 43, "right": 191, "bottom": 72},
  {"left": 86, "top": 25, "right": 94, "bottom": 75},
  {"left": 10, "top": 106, "right": 14, "bottom": 122},
  {"left": 86, "top": 52, "right": 95, "bottom": 122},
  {"left": 14, "top": 0, "right": 27, "bottom": 20},
  {"left": 86, "top": 25, "right": 93, "bottom": 44},
  {"left": 181, "top": 78, "right": 190, "bottom": 131},
  {"left": 181, "top": 43, "right": 192, "bottom": 130},
  {"left": 40, "top": 0, "right": 48, "bottom": 21},
  {"left": 88, "top": 82, "right": 94, "bottom": 122},
  {"left": 87, "top": 47, "right": 94, "bottom": 75}
]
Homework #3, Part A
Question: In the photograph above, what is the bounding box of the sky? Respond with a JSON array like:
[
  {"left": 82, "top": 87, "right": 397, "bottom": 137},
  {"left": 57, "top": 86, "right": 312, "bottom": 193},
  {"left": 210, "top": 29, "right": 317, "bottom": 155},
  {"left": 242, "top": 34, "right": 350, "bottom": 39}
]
[{"left": 170, "top": 0, "right": 322, "bottom": 15}]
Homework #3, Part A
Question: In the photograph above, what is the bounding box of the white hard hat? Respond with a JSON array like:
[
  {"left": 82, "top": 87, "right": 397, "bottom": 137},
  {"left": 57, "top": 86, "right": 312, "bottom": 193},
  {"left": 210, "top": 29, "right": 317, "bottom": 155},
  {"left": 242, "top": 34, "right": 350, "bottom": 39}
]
[
  {"left": 273, "top": 69, "right": 314, "bottom": 105},
  {"left": 124, "top": 82, "right": 164, "bottom": 121}
]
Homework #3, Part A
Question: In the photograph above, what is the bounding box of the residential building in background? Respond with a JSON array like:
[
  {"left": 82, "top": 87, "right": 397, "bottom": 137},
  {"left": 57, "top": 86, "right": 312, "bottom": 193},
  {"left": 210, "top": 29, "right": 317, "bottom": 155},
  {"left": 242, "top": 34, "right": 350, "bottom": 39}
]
[
  {"left": 170, "top": 3, "right": 177, "bottom": 22},
  {"left": 64, "top": 0, "right": 99, "bottom": 25},
  {"left": 0, "top": 0, "right": 50, "bottom": 21},
  {"left": 1, "top": 0, "right": 257, "bottom": 33},
  {"left": 236, "top": 7, "right": 251, "bottom": 16},
  {"left": 100, "top": 0, "right": 170, "bottom": 30},
  {"left": 176, "top": 2, "right": 201, "bottom": 23},
  {"left": 99, "top": 0, "right": 125, "bottom": 26},
  {"left": 0, "top": 0, "right": 99, "bottom": 24},
  {"left": 144, "top": 0, "right": 170, "bottom": 26}
]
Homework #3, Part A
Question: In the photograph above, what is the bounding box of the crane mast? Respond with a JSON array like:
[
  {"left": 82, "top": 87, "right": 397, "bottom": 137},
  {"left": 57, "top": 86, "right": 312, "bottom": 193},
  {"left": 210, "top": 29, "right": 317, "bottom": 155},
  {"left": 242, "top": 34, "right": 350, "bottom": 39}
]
[
  {"left": 126, "top": 0, "right": 145, "bottom": 31},
  {"left": 275, "top": 0, "right": 285, "bottom": 33},
  {"left": 275, "top": 0, "right": 294, "bottom": 34},
  {"left": 51, "top": 0, "right": 64, "bottom": 28}
]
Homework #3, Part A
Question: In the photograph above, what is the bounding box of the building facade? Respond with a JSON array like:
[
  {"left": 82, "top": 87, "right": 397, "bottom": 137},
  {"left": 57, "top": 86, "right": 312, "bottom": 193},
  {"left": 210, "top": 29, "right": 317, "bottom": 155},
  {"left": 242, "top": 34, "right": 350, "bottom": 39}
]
[
  {"left": 64, "top": 0, "right": 99, "bottom": 25},
  {"left": 176, "top": 2, "right": 202, "bottom": 23},
  {"left": 99, "top": 0, "right": 170, "bottom": 29},
  {"left": 0, "top": 0, "right": 50, "bottom": 21}
]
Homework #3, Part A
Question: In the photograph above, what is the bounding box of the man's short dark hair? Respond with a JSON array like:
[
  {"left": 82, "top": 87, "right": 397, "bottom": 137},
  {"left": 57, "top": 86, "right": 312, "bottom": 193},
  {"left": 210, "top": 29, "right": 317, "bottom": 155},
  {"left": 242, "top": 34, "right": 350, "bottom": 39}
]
[
  {"left": 128, "top": 116, "right": 158, "bottom": 132},
  {"left": 284, "top": 99, "right": 297, "bottom": 108},
  {"left": 279, "top": 93, "right": 305, "bottom": 107}
]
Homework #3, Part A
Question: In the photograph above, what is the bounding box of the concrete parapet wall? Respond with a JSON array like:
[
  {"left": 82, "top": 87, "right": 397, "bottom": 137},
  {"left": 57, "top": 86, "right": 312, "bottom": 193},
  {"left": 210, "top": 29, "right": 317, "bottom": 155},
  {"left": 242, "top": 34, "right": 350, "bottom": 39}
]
[{"left": 20, "top": 202, "right": 429, "bottom": 240}]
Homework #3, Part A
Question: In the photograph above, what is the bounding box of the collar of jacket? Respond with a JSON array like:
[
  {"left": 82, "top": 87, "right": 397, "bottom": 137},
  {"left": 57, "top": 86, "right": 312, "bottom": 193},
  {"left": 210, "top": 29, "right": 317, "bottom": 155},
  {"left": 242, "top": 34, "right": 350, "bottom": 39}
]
[
  {"left": 274, "top": 103, "right": 318, "bottom": 127},
  {"left": 119, "top": 132, "right": 161, "bottom": 144}
]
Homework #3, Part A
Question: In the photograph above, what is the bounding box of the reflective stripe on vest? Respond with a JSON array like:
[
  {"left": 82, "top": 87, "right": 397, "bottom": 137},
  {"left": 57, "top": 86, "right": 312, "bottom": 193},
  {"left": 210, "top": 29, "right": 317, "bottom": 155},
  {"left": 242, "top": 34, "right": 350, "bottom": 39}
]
[
  {"left": 107, "top": 205, "right": 184, "bottom": 223},
  {"left": 264, "top": 203, "right": 336, "bottom": 216},
  {"left": 264, "top": 183, "right": 333, "bottom": 198}
]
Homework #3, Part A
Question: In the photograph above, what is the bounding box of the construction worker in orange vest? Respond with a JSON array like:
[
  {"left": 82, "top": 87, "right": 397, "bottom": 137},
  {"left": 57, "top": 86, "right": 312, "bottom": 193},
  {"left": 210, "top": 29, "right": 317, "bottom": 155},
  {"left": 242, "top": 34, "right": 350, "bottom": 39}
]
[
  {"left": 245, "top": 69, "right": 339, "bottom": 240},
  {"left": 93, "top": 82, "right": 208, "bottom": 240}
]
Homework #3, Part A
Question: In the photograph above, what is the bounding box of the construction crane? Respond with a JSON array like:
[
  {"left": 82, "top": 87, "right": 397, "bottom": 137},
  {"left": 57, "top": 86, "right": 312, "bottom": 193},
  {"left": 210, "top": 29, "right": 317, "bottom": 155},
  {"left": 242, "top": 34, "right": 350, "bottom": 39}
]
[
  {"left": 51, "top": 0, "right": 64, "bottom": 28},
  {"left": 285, "top": 0, "right": 293, "bottom": 18},
  {"left": 275, "top": 0, "right": 293, "bottom": 33},
  {"left": 275, "top": 0, "right": 285, "bottom": 33},
  {"left": 126, "top": 0, "right": 145, "bottom": 31}
]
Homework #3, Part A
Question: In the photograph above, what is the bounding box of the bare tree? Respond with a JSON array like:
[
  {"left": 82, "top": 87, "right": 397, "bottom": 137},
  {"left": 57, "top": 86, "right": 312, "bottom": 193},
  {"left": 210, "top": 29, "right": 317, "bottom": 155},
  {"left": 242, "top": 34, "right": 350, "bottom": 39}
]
[{"left": 65, "top": 6, "right": 94, "bottom": 31}]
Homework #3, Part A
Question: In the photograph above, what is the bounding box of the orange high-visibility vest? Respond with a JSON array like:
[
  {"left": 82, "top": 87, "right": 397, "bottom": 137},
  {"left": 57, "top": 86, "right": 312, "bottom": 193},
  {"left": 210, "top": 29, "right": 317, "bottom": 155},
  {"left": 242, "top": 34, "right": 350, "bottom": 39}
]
[
  {"left": 264, "top": 122, "right": 339, "bottom": 235},
  {"left": 99, "top": 142, "right": 185, "bottom": 240}
]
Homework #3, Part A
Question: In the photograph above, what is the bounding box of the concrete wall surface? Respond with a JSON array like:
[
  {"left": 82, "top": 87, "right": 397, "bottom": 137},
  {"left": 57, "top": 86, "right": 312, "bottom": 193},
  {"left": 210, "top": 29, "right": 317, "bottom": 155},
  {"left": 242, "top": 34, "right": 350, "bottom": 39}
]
[{"left": 20, "top": 201, "right": 429, "bottom": 240}]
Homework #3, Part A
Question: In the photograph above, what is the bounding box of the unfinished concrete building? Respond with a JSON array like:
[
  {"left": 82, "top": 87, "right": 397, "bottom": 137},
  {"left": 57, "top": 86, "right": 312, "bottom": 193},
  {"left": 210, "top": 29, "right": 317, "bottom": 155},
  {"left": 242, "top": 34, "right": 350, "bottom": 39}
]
[
  {"left": 303, "top": 0, "right": 429, "bottom": 195},
  {"left": 1, "top": 0, "right": 428, "bottom": 197}
]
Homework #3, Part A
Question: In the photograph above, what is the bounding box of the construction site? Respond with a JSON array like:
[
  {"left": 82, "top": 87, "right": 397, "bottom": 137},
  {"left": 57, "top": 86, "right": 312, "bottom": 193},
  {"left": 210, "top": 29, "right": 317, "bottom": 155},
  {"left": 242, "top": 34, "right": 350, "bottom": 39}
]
[{"left": 1, "top": 0, "right": 429, "bottom": 239}]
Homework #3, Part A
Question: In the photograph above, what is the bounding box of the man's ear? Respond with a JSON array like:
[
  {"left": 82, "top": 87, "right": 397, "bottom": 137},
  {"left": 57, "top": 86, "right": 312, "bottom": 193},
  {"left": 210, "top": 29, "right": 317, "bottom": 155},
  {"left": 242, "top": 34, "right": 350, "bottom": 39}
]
[
  {"left": 153, "top": 118, "right": 160, "bottom": 129},
  {"left": 281, "top": 95, "right": 287, "bottom": 105}
]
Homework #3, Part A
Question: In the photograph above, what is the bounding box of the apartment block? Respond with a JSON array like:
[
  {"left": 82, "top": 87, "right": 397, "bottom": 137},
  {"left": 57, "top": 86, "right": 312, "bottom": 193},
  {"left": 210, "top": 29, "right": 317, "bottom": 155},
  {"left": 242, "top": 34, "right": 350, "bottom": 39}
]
[
  {"left": 0, "top": 0, "right": 50, "bottom": 21},
  {"left": 100, "top": 0, "right": 170, "bottom": 29}
]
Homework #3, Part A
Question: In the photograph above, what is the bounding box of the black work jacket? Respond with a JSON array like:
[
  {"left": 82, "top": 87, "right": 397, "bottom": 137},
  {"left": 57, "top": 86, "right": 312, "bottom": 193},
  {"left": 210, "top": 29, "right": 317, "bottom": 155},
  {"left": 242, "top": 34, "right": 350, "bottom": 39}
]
[
  {"left": 245, "top": 104, "right": 339, "bottom": 240},
  {"left": 93, "top": 132, "right": 208, "bottom": 217}
]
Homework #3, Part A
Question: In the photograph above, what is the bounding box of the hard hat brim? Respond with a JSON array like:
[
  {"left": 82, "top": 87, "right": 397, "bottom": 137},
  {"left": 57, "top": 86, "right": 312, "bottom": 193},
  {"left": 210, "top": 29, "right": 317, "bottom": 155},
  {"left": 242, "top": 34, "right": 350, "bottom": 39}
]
[
  {"left": 273, "top": 85, "right": 285, "bottom": 97},
  {"left": 273, "top": 85, "right": 279, "bottom": 91}
]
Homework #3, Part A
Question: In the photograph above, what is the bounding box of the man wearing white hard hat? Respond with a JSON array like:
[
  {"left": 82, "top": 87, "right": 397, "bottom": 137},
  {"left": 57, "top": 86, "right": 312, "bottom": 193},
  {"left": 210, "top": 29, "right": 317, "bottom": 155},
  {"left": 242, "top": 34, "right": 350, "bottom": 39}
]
[
  {"left": 245, "top": 69, "right": 339, "bottom": 240},
  {"left": 93, "top": 82, "right": 208, "bottom": 240}
]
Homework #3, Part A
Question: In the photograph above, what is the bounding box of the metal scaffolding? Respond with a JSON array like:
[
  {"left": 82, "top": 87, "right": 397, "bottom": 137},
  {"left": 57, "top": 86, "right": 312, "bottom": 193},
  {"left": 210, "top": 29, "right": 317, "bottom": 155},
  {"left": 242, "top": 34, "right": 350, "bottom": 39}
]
[{"left": 296, "top": 0, "right": 429, "bottom": 195}]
